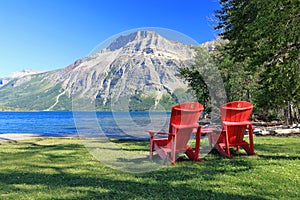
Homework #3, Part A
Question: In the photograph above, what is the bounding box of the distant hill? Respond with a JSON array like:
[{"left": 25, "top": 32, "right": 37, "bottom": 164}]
[
  {"left": 0, "top": 69, "right": 43, "bottom": 88},
  {"left": 0, "top": 31, "right": 217, "bottom": 111}
]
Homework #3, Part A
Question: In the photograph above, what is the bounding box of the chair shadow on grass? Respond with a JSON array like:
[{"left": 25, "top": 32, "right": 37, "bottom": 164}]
[{"left": 254, "top": 142, "right": 300, "bottom": 160}]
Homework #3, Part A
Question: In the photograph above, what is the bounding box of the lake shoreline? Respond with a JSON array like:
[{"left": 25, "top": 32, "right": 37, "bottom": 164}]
[{"left": 0, "top": 133, "right": 79, "bottom": 143}]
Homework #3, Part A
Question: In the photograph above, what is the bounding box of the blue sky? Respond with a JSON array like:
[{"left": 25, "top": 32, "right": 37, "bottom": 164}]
[{"left": 0, "top": 0, "right": 220, "bottom": 77}]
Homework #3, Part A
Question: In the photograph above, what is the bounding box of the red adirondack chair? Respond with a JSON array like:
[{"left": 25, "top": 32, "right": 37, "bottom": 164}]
[
  {"left": 210, "top": 101, "right": 256, "bottom": 158},
  {"left": 146, "top": 102, "right": 203, "bottom": 165}
]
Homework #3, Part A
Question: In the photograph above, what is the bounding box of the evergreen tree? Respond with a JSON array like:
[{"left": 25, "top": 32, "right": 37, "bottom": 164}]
[
  {"left": 179, "top": 46, "right": 227, "bottom": 119},
  {"left": 215, "top": 0, "right": 300, "bottom": 123}
]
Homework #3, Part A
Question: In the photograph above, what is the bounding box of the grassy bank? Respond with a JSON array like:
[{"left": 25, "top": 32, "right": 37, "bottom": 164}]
[{"left": 0, "top": 136, "right": 299, "bottom": 199}]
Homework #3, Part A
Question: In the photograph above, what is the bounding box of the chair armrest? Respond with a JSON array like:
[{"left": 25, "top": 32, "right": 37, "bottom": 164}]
[
  {"left": 201, "top": 127, "right": 217, "bottom": 134},
  {"left": 170, "top": 123, "right": 200, "bottom": 130},
  {"left": 145, "top": 130, "right": 169, "bottom": 136},
  {"left": 222, "top": 121, "right": 252, "bottom": 126}
]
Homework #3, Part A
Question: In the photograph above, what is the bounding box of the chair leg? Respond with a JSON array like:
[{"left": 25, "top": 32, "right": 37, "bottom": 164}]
[
  {"left": 241, "top": 145, "right": 255, "bottom": 155},
  {"left": 215, "top": 143, "right": 230, "bottom": 158},
  {"left": 224, "top": 128, "right": 231, "bottom": 158},
  {"left": 170, "top": 151, "right": 176, "bottom": 165},
  {"left": 208, "top": 133, "right": 213, "bottom": 149},
  {"left": 194, "top": 126, "right": 201, "bottom": 161},
  {"left": 249, "top": 124, "right": 255, "bottom": 154},
  {"left": 149, "top": 136, "right": 154, "bottom": 160},
  {"left": 185, "top": 146, "right": 198, "bottom": 161},
  {"left": 170, "top": 135, "right": 176, "bottom": 165},
  {"left": 241, "top": 124, "right": 255, "bottom": 155},
  {"left": 155, "top": 146, "right": 168, "bottom": 161}
]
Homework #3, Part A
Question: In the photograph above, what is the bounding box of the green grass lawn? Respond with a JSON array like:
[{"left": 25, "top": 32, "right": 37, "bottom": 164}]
[{"left": 0, "top": 136, "right": 299, "bottom": 199}]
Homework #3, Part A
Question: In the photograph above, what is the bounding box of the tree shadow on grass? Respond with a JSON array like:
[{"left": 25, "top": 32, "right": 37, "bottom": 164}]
[
  {"left": 256, "top": 153, "right": 300, "bottom": 161},
  {"left": 254, "top": 142, "right": 300, "bottom": 160},
  {"left": 0, "top": 138, "right": 295, "bottom": 199},
  {"left": 0, "top": 171, "right": 266, "bottom": 200}
]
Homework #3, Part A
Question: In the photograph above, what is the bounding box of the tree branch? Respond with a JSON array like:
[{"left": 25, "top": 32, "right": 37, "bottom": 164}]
[{"left": 265, "top": 42, "right": 300, "bottom": 66}]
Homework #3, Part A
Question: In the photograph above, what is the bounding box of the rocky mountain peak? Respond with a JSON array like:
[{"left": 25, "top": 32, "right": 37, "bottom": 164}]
[
  {"left": 0, "top": 30, "right": 199, "bottom": 111},
  {"left": 107, "top": 30, "right": 159, "bottom": 51},
  {"left": 103, "top": 30, "right": 194, "bottom": 59}
]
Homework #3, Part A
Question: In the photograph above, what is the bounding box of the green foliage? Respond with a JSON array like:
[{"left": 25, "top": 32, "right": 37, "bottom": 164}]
[
  {"left": 214, "top": 0, "right": 300, "bottom": 121},
  {"left": 179, "top": 46, "right": 226, "bottom": 114},
  {"left": 128, "top": 94, "right": 155, "bottom": 111},
  {"left": 96, "top": 94, "right": 156, "bottom": 111},
  {"left": 215, "top": 46, "right": 259, "bottom": 102},
  {"left": 0, "top": 106, "right": 26, "bottom": 111},
  {"left": 52, "top": 93, "right": 72, "bottom": 110},
  {"left": 158, "top": 94, "right": 176, "bottom": 111},
  {"left": 0, "top": 76, "right": 60, "bottom": 110},
  {"left": 158, "top": 88, "right": 194, "bottom": 111},
  {"left": 0, "top": 75, "right": 74, "bottom": 111},
  {"left": 94, "top": 89, "right": 191, "bottom": 112},
  {"left": 179, "top": 47, "right": 212, "bottom": 107}
]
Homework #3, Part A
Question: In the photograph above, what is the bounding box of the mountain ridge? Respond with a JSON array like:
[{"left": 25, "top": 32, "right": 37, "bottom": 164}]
[{"left": 0, "top": 31, "right": 215, "bottom": 111}]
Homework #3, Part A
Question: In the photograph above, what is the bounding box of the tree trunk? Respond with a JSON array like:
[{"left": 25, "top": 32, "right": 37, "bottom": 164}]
[
  {"left": 297, "top": 108, "right": 300, "bottom": 123},
  {"left": 284, "top": 101, "right": 290, "bottom": 126},
  {"left": 289, "top": 102, "right": 294, "bottom": 125},
  {"left": 246, "top": 89, "right": 251, "bottom": 102},
  {"left": 284, "top": 109, "right": 289, "bottom": 126}
]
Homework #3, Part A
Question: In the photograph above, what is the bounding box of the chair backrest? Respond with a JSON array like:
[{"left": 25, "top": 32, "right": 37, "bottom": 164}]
[
  {"left": 168, "top": 102, "right": 203, "bottom": 151},
  {"left": 220, "top": 101, "right": 253, "bottom": 144},
  {"left": 170, "top": 102, "right": 203, "bottom": 127},
  {"left": 220, "top": 101, "right": 253, "bottom": 122}
]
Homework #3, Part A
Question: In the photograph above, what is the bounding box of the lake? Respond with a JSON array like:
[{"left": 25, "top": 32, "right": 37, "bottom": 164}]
[{"left": 0, "top": 111, "right": 171, "bottom": 139}]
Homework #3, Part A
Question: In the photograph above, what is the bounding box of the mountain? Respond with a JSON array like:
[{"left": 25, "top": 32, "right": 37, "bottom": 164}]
[
  {"left": 0, "top": 69, "right": 43, "bottom": 88},
  {"left": 0, "top": 31, "right": 199, "bottom": 111},
  {"left": 200, "top": 38, "right": 227, "bottom": 53},
  {"left": 8, "top": 69, "right": 44, "bottom": 79}
]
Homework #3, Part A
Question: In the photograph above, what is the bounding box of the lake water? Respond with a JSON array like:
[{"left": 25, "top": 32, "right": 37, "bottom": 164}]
[{"left": 0, "top": 111, "right": 171, "bottom": 139}]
